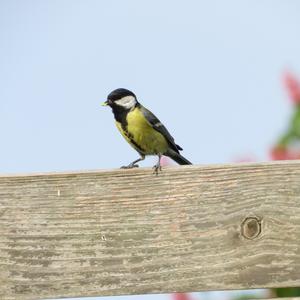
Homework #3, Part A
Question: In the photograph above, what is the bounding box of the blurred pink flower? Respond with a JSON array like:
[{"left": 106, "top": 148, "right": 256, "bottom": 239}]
[
  {"left": 172, "top": 293, "right": 193, "bottom": 300},
  {"left": 160, "top": 156, "right": 173, "bottom": 166},
  {"left": 284, "top": 71, "right": 300, "bottom": 104},
  {"left": 270, "top": 146, "right": 300, "bottom": 160}
]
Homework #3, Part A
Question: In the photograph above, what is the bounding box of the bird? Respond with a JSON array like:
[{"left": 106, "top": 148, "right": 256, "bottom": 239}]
[{"left": 102, "top": 88, "right": 192, "bottom": 174}]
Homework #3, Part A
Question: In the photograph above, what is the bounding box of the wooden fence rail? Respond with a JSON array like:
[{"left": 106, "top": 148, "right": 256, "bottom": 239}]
[{"left": 0, "top": 161, "right": 300, "bottom": 300}]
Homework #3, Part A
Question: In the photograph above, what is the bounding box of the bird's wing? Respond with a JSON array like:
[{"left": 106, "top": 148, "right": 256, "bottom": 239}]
[{"left": 140, "top": 105, "right": 182, "bottom": 153}]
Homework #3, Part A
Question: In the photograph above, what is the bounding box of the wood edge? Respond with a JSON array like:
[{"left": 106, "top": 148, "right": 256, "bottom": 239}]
[{"left": 0, "top": 159, "right": 300, "bottom": 178}]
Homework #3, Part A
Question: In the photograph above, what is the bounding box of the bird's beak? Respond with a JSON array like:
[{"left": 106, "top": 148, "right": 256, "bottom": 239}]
[{"left": 102, "top": 100, "right": 109, "bottom": 106}]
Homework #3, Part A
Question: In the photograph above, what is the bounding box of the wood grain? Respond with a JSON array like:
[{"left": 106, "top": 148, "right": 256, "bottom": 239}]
[{"left": 0, "top": 161, "right": 300, "bottom": 300}]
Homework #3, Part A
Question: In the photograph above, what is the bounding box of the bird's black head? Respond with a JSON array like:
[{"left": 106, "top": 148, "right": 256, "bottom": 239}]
[{"left": 104, "top": 88, "right": 138, "bottom": 110}]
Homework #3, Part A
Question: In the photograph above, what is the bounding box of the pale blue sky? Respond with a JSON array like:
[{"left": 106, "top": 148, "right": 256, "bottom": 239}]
[
  {"left": 1, "top": 0, "right": 300, "bottom": 174},
  {"left": 1, "top": 1, "right": 299, "bottom": 299}
]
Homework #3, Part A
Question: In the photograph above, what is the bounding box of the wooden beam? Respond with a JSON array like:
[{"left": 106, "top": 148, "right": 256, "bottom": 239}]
[{"left": 0, "top": 161, "right": 300, "bottom": 300}]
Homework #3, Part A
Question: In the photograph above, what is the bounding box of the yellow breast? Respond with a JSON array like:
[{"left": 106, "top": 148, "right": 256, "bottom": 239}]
[{"left": 115, "top": 107, "right": 168, "bottom": 155}]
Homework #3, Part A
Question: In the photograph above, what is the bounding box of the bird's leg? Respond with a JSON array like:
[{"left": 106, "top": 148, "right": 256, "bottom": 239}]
[
  {"left": 153, "top": 154, "right": 162, "bottom": 175},
  {"left": 121, "top": 155, "right": 145, "bottom": 169}
]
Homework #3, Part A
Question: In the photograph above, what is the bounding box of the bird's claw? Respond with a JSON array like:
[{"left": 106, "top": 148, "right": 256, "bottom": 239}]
[
  {"left": 152, "top": 164, "right": 162, "bottom": 175},
  {"left": 121, "top": 163, "right": 139, "bottom": 169}
]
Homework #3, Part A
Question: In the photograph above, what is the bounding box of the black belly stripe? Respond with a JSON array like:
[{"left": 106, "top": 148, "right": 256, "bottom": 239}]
[
  {"left": 124, "top": 128, "right": 146, "bottom": 154},
  {"left": 112, "top": 105, "right": 146, "bottom": 154}
]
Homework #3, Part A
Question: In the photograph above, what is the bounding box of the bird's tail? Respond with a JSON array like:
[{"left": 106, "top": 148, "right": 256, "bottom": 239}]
[{"left": 166, "top": 149, "right": 192, "bottom": 165}]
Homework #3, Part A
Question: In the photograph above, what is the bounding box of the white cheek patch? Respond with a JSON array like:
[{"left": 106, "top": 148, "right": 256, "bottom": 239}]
[{"left": 115, "top": 96, "right": 136, "bottom": 109}]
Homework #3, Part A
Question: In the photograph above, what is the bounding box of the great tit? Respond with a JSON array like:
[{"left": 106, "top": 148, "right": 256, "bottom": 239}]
[{"left": 103, "top": 88, "right": 192, "bottom": 173}]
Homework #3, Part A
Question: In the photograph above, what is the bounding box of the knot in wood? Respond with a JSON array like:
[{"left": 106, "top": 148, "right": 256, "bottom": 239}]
[{"left": 241, "top": 216, "right": 261, "bottom": 240}]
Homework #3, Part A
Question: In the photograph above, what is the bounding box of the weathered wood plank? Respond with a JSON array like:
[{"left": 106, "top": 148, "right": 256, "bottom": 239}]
[{"left": 0, "top": 161, "right": 300, "bottom": 300}]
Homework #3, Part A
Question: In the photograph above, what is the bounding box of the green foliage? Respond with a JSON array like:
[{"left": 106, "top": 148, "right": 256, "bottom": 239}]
[
  {"left": 274, "top": 287, "right": 300, "bottom": 297},
  {"left": 233, "top": 295, "right": 260, "bottom": 300},
  {"left": 278, "top": 104, "right": 300, "bottom": 146}
]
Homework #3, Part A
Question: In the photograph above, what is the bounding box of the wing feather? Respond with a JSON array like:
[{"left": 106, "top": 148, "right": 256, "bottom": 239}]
[{"left": 140, "top": 105, "right": 181, "bottom": 153}]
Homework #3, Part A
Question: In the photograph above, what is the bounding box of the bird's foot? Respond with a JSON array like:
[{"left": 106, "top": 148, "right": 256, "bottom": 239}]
[
  {"left": 121, "top": 163, "right": 139, "bottom": 169},
  {"left": 152, "top": 164, "right": 162, "bottom": 175}
]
